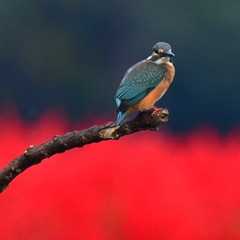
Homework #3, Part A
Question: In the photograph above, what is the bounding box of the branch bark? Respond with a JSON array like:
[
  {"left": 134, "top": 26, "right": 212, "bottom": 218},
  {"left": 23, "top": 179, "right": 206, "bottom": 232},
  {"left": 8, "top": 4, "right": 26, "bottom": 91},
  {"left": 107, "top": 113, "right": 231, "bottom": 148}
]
[{"left": 0, "top": 109, "right": 169, "bottom": 193}]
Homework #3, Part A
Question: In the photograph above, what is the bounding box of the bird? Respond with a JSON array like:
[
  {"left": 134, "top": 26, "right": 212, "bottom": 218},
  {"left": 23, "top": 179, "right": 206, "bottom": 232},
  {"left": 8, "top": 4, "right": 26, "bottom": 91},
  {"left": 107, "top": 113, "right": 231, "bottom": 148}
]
[{"left": 115, "top": 42, "right": 175, "bottom": 126}]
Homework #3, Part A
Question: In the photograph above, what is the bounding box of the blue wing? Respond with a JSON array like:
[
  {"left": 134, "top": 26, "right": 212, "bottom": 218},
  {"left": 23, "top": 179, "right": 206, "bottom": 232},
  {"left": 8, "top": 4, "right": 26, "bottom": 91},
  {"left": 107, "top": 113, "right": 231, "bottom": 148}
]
[{"left": 115, "top": 60, "right": 167, "bottom": 112}]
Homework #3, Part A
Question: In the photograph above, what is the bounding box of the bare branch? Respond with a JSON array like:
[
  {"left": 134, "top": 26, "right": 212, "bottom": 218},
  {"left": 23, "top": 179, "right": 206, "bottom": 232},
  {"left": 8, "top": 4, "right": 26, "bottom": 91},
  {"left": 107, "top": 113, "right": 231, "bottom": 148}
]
[{"left": 0, "top": 109, "right": 169, "bottom": 193}]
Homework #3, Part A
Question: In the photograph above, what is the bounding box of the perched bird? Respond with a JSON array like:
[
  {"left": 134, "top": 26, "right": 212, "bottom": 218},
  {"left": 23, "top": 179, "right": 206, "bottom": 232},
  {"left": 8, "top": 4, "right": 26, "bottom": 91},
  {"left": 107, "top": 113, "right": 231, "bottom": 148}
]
[{"left": 115, "top": 42, "right": 175, "bottom": 126}]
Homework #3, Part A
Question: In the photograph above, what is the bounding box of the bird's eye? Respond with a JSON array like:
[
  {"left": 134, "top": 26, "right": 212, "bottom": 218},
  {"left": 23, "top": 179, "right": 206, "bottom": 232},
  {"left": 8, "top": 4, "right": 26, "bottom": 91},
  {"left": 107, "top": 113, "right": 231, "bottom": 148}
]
[{"left": 154, "top": 48, "right": 158, "bottom": 54}]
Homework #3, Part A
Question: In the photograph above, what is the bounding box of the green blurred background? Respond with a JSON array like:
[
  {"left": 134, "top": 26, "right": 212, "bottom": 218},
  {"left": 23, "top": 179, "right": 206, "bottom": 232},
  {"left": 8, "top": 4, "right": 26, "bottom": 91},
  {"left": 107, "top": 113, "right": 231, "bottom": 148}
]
[{"left": 0, "top": 0, "right": 239, "bottom": 132}]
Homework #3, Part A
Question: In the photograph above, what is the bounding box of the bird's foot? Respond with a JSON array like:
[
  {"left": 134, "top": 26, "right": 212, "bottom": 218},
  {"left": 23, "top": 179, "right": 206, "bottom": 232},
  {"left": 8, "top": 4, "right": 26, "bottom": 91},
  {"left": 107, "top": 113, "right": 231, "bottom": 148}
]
[{"left": 151, "top": 106, "right": 162, "bottom": 115}]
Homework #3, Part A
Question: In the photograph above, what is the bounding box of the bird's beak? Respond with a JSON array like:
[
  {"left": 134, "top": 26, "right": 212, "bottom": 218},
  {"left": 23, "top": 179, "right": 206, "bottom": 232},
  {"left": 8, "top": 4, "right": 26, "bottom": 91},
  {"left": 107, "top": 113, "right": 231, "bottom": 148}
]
[{"left": 164, "top": 49, "right": 175, "bottom": 57}]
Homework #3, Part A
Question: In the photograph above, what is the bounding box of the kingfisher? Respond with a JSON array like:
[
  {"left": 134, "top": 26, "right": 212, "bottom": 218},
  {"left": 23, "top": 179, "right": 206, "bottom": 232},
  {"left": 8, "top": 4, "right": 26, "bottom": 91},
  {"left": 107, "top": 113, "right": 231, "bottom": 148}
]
[{"left": 115, "top": 42, "right": 175, "bottom": 126}]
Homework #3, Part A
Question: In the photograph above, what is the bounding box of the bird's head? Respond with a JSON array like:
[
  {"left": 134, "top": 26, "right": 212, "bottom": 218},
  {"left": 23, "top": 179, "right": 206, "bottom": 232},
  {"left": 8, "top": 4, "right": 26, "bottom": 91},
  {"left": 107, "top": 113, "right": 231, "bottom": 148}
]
[{"left": 149, "top": 42, "right": 175, "bottom": 63}]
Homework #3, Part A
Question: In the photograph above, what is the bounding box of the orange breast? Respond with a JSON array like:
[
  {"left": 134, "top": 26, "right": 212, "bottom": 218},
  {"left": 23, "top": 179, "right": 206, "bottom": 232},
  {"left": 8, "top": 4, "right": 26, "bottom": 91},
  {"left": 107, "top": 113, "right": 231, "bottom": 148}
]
[{"left": 130, "top": 63, "right": 175, "bottom": 112}]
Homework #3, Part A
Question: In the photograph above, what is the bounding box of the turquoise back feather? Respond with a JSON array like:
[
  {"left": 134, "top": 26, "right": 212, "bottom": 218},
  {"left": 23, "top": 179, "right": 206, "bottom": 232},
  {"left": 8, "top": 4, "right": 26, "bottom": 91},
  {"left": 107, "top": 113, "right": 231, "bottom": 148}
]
[{"left": 115, "top": 60, "right": 167, "bottom": 112}]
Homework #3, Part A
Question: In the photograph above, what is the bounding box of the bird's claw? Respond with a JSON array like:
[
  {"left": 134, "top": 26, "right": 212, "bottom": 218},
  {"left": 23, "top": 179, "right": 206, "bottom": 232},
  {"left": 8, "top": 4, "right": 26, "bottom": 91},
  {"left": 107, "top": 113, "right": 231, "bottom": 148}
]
[{"left": 151, "top": 107, "right": 162, "bottom": 115}]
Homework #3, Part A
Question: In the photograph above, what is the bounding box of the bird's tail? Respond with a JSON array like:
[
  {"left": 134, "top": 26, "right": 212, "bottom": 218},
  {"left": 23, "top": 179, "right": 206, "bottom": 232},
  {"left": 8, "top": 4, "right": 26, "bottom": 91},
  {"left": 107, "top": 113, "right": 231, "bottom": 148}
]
[{"left": 116, "top": 111, "right": 127, "bottom": 126}]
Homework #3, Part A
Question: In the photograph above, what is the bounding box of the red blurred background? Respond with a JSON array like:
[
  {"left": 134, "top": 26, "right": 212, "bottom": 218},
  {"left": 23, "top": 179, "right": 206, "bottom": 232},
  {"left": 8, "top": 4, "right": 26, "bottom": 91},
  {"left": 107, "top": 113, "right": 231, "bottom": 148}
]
[{"left": 1, "top": 111, "right": 240, "bottom": 240}]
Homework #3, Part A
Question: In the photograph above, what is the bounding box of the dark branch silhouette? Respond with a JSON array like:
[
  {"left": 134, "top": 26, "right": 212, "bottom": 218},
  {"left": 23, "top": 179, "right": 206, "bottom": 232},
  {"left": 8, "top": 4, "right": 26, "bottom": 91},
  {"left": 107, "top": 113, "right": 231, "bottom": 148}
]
[{"left": 0, "top": 109, "right": 169, "bottom": 193}]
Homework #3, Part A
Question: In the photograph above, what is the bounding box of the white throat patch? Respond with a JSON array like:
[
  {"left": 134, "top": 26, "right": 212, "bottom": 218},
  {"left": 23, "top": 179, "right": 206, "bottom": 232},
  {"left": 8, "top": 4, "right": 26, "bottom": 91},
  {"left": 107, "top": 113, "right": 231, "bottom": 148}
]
[{"left": 154, "top": 56, "right": 170, "bottom": 65}]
